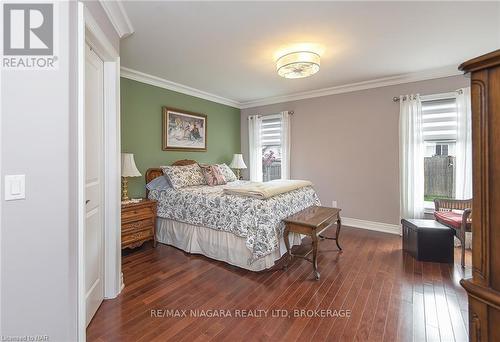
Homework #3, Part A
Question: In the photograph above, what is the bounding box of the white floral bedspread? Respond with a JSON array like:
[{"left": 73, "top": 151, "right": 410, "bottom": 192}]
[{"left": 148, "top": 181, "right": 320, "bottom": 264}]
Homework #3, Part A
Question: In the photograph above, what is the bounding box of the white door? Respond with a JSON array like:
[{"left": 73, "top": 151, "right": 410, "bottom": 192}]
[{"left": 85, "top": 43, "right": 104, "bottom": 326}]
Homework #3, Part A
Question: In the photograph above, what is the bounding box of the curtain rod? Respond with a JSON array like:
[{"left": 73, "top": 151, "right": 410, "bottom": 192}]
[{"left": 393, "top": 89, "right": 463, "bottom": 102}]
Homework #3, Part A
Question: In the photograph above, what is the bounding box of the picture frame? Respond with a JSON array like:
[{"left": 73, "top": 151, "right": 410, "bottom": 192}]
[{"left": 162, "top": 107, "right": 207, "bottom": 151}]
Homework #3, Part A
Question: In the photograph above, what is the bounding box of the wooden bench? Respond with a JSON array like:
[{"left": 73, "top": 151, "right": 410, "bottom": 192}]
[{"left": 283, "top": 206, "right": 342, "bottom": 280}]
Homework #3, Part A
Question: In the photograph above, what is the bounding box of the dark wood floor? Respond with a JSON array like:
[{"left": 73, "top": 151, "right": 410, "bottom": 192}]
[{"left": 87, "top": 227, "right": 471, "bottom": 342}]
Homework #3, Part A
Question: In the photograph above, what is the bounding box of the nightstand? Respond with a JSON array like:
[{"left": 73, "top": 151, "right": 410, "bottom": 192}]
[{"left": 121, "top": 199, "right": 157, "bottom": 249}]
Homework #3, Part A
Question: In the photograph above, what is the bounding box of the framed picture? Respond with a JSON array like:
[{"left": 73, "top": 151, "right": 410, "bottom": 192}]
[{"left": 162, "top": 107, "right": 207, "bottom": 151}]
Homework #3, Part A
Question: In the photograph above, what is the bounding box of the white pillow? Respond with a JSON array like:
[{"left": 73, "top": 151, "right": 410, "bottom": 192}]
[
  {"left": 217, "top": 163, "right": 238, "bottom": 182},
  {"left": 161, "top": 164, "right": 207, "bottom": 189}
]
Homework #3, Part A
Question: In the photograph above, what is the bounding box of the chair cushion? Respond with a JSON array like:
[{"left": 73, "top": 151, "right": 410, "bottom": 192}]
[{"left": 434, "top": 211, "right": 464, "bottom": 230}]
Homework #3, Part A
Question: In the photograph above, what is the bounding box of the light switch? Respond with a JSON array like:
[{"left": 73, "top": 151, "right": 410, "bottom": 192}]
[
  {"left": 5, "top": 175, "right": 25, "bottom": 201},
  {"left": 11, "top": 180, "right": 21, "bottom": 195}
]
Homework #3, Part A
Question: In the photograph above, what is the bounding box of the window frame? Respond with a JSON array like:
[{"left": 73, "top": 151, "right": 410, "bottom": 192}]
[
  {"left": 420, "top": 92, "right": 458, "bottom": 211},
  {"left": 260, "top": 113, "right": 283, "bottom": 182}
]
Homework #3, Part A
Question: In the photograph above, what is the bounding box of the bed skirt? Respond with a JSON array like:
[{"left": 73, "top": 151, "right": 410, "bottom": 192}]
[{"left": 156, "top": 217, "right": 303, "bottom": 271}]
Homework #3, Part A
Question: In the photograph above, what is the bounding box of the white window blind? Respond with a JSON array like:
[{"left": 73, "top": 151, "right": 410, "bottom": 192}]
[
  {"left": 261, "top": 116, "right": 282, "bottom": 145},
  {"left": 422, "top": 97, "right": 457, "bottom": 141}
]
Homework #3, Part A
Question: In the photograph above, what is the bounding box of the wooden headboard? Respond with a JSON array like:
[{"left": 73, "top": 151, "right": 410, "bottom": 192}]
[{"left": 145, "top": 159, "right": 198, "bottom": 184}]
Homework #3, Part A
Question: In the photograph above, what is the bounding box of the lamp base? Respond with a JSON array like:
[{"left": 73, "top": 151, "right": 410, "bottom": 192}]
[
  {"left": 233, "top": 168, "right": 244, "bottom": 180},
  {"left": 121, "top": 177, "right": 129, "bottom": 201}
]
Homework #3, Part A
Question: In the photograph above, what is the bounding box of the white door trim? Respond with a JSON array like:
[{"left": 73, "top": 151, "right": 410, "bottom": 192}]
[
  {"left": 84, "top": 42, "right": 105, "bottom": 326},
  {"left": 78, "top": 3, "right": 121, "bottom": 341}
]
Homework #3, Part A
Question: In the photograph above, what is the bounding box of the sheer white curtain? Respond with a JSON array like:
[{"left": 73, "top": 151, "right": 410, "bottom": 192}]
[
  {"left": 399, "top": 94, "right": 425, "bottom": 219},
  {"left": 248, "top": 115, "right": 262, "bottom": 182},
  {"left": 455, "top": 87, "right": 472, "bottom": 200},
  {"left": 280, "top": 111, "right": 291, "bottom": 180}
]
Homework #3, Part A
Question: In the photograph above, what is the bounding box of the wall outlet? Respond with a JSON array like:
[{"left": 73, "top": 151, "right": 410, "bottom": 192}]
[{"left": 332, "top": 200, "right": 338, "bottom": 208}]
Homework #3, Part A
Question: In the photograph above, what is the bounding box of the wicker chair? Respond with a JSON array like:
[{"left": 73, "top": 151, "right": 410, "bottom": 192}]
[{"left": 434, "top": 199, "right": 472, "bottom": 268}]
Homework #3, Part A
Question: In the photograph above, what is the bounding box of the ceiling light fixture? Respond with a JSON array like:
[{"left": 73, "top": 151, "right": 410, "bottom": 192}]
[{"left": 276, "top": 51, "right": 320, "bottom": 79}]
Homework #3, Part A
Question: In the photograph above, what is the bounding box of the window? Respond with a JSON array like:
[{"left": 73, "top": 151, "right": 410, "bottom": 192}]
[
  {"left": 422, "top": 96, "right": 457, "bottom": 208},
  {"left": 248, "top": 111, "right": 290, "bottom": 182},
  {"left": 261, "top": 115, "right": 282, "bottom": 181},
  {"left": 435, "top": 144, "right": 449, "bottom": 156},
  {"left": 399, "top": 89, "right": 471, "bottom": 219}
]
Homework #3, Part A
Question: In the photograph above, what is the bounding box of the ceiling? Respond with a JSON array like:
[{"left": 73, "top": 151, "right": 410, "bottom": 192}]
[{"left": 120, "top": 1, "right": 500, "bottom": 106}]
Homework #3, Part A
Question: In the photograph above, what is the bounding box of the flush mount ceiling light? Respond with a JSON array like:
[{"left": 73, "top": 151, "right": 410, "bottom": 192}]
[{"left": 276, "top": 51, "right": 320, "bottom": 79}]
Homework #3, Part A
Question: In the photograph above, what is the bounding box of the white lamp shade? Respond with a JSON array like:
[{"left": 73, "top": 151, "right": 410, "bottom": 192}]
[
  {"left": 229, "top": 153, "right": 247, "bottom": 169},
  {"left": 121, "top": 153, "right": 141, "bottom": 177}
]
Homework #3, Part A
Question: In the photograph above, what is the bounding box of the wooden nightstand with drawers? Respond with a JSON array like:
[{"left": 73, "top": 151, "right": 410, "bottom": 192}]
[{"left": 121, "top": 199, "right": 157, "bottom": 249}]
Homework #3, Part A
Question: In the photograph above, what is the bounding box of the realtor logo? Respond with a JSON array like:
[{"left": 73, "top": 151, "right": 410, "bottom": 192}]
[
  {"left": 4, "top": 3, "right": 53, "bottom": 55},
  {"left": 2, "top": 3, "right": 58, "bottom": 69}
]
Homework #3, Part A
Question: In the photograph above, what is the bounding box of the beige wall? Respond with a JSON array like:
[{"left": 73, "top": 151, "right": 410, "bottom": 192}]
[{"left": 241, "top": 75, "right": 469, "bottom": 225}]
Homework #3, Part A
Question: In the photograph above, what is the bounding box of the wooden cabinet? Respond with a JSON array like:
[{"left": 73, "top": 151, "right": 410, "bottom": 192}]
[
  {"left": 121, "top": 199, "right": 157, "bottom": 249},
  {"left": 459, "top": 50, "right": 500, "bottom": 341}
]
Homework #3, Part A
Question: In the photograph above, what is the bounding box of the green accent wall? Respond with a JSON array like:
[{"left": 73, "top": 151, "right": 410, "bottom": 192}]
[{"left": 121, "top": 77, "right": 241, "bottom": 198}]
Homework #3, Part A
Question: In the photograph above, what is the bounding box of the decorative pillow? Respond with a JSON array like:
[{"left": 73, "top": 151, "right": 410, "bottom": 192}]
[
  {"left": 200, "top": 164, "right": 227, "bottom": 186},
  {"left": 161, "top": 164, "right": 206, "bottom": 189},
  {"left": 146, "top": 175, "right": 171, "bottom": 191},
  {"left": 217, "top": 163, "right": 238, "bottom": 182}
]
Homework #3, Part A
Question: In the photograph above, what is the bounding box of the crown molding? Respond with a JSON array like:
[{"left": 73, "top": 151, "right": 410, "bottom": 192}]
[
  {"left": 99, "top": 0, "right": 134, "bottom": 38},
  {"left": 239, "top": 65, "right": 463, "bottom": 109},
  {"left": 120, "top": 67, "right": 241, "bottom": 108},
  {"left": 120, "top": 65, "right": 463, "bottom": 110},
  {"left": 84, "top": 7, "right": 119, "bottom": 58}
]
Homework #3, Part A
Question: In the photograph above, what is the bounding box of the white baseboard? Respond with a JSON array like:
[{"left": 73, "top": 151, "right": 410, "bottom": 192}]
[{"left": 342, "top": 217, "right": 401, "bottom": 236}]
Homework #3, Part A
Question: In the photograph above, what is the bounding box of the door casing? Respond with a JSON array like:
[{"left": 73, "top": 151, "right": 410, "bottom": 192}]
[
  {"left": 77, "top": 4, "right": 121, "bottom": 341},
  {"left": 84, "top": 43, "right": 105, "bottom": 326}
]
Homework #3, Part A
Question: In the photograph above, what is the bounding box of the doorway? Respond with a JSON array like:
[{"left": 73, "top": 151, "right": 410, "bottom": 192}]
[{"left": 78, "top": 4, "right": 122, "bottom": 340}]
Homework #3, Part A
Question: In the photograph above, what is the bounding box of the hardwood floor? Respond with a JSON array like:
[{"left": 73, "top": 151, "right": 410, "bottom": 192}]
[{"left": 87, "top": 227, "right": 471, "bottom": 342}]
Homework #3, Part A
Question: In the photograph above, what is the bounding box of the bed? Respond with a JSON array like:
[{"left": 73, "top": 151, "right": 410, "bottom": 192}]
[{"left": 146, "top": 159, "right": 320, "bottom": 271}]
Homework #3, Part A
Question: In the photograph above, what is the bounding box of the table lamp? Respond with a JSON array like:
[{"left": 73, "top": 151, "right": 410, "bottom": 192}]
[
  {"left": 121, "top": 153, "right": 141, "bottom": 201},
  {"left": 229, "top": 153, "right": 247, "bottom": 180}
]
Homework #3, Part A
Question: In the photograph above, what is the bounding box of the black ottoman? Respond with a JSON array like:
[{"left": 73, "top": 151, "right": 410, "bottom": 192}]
[{"left": 401, "top": 219, "right": 454, "bottom": 263}]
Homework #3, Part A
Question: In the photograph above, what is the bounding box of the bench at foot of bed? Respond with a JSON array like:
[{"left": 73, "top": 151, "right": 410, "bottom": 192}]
[{"left": 283, "top": 206, "right": 342, "bottom": 280}]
